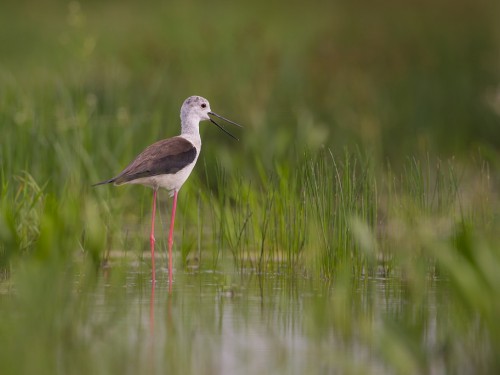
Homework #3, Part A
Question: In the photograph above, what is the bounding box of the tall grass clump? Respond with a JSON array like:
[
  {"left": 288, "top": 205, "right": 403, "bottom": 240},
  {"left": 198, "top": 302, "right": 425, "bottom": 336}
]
[
  {"left": 0, "top": 172, "right": 45, "bottom": 276},
  {"left": 196, "top": 148, "right": 378, "bottom": 279},
  {"left": 303, "top": 148, "right": 378, "bottom": 278}
]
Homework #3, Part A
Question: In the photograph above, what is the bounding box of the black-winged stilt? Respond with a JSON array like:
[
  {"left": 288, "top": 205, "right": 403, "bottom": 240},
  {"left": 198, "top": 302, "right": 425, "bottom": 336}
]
[{"left": 94, "top": 95, "right": 242, "bottom": 287}]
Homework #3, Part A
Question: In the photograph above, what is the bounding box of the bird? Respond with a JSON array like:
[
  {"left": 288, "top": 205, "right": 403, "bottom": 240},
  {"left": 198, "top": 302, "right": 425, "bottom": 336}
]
[{"left": 94, "top": 95, "right": 242, "bottom": 287}]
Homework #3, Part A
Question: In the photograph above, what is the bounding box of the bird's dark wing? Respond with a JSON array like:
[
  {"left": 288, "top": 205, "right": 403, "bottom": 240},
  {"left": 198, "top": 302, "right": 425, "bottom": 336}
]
[{"left": 94, "top": 137, "right": 197, "bottom": 186}]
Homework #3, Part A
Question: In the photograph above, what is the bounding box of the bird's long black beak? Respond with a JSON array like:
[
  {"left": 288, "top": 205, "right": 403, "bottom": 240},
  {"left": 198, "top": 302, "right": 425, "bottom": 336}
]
[{"left": 208, "top": 112, "right": 243, "bottom": 141}]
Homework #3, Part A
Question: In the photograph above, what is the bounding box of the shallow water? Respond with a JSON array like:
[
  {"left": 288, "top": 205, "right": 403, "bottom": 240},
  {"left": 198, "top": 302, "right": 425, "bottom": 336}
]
[
  {"left": 79, "top": 268, "right": 422, "bottom": 375},
  {"left": 0, "top": 263, "right": 442, "bottom": 375}
]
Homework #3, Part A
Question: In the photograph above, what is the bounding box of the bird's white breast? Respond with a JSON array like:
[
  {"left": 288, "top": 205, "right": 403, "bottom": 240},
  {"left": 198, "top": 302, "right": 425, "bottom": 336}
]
[{"left": 127, "top": 135, "right": 201, "bottom": 196}]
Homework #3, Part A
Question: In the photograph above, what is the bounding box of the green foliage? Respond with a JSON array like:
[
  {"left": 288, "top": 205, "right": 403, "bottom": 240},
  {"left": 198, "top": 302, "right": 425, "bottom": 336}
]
[{"left": 0, "top": 172, "right": 45, "bottom": 274}]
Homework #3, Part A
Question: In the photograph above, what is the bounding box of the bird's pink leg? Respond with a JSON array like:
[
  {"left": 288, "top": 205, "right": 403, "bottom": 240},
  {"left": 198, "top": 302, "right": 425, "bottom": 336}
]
[
  {"left": 150, "top": 189, "right": 157, "bottom": 283},
  {"left": 167, "top": 190, "right": 178, "bottom": 289}
]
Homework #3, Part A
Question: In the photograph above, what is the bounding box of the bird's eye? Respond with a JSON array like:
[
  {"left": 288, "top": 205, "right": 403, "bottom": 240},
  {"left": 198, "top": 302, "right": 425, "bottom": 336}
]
[{"left": 201, "top": 103, "right": 207, "bottom": 108}]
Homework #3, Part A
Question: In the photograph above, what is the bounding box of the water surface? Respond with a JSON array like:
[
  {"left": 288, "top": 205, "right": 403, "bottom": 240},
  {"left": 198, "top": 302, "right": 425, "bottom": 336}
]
[{"left": 1, "top": 263, "right": 439, "bottom": 375}]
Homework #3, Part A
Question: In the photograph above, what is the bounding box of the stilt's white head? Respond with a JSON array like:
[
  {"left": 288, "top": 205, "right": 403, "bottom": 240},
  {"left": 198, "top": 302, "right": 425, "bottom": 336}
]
[
  {"left": 180, "top": 95, "right": 243, "bottom": 140},
  {"left": 181, "top": 96, "right": 211, "bottom": 122}
]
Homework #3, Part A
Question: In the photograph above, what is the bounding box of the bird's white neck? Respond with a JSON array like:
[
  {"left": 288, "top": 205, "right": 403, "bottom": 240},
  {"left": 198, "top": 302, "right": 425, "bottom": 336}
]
[
  {"left": 180, "top": 114, "right": 202, "bottom": 148},
  {"left": 181, "top": 113, "right": 201, "bottom": 136}
]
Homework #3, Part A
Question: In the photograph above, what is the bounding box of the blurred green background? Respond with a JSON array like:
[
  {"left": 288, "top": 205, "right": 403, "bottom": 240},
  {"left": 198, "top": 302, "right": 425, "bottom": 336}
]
[{"left": 2, "top": 0, "right": 499, "bottom": 183}]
